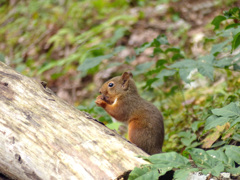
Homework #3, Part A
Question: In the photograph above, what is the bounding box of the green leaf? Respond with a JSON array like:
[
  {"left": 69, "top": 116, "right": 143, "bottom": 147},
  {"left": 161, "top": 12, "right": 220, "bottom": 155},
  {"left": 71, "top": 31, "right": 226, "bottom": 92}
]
[
  {"left": 107, "top": 62, "right": 122, "bottom": 68},
  {"left": 214, "top": 57, "right": 233, "bottom": 68},
  {"left": 174, "top": 168, "right": 198, "bottom": 180},
  {"left": 223, "top": 7, "right": 240, "bottom": 19},
  {"left": 128, "top": 166, "right": 160, "bottom": 180},
  {"left": 106, "top": 122, "right": 123, "bottom": 131},
  {"left": 226, "top": 167, "right": 240, "bottom": 176},
  {"left": 207, "top": 149, "right": 234, "bottom": 167},
  {"left": 232, "top": 132, "right": 240, "bottom": 142},
  {"left": 210, "top": 40, "right": 231, "bottom": 56},
  {"left": 135, "top": 42, "right": 151, "bottom": 55},
  {"left": 211, "top": 15, "right": 226, "bottom": 30},
  {"left": 179, "top": 68, "right": 193, "bottom": 83},
  {"left": 78, "top": 54, "right": 113, "bottom": 71},
  {"left": 152, "top": 35, "right": 169, "bottom": 46},
  {"left": 232, "top": 32, "right": 240, "bottom": 51},
  {"left": 197, "top": 61, "right": 214, "bottom": 81},
  {"left": 168, "top": 59, "right": 196, "bottom": 69},
  {"left": 0, "top": 53, "right": 5, "bottom": 62},
  {"left": 134, "top": 35, "right": 169, "bottom": 55},
  {"left": 225, "top": 23, "right": 240, "bottom": 29},
  {"left": 202, "top": 163, "right": 224, "bottom": 176},
  {"left": 143, "top": 152, "right": 191, "bottom": 168},
  {"left": 230, "top": 117, "right": 240, "bottom": 127},
  {"left": 178, "top": 131, "right": 197, "bottom": 147},
  {"left": 132, "top": 62, "right": 154, "bottom": 76},
  {"left": 211, "top": 102, "right": 240, "bottom": 117},
  {"left": 125, "top": 56, "right": 136, "bottom": 63},
  {"left": 224, "top": 145, "right": 240, "bottom": 164},
  {"left": 199, "top": 54, "right": 215, "bottom": 64},
  {"left": 15, "top": 64, "right": 27, "bottom": 73},
  {"left": 187, "top": 148, "right": 224, "bottom": 176},
  {"left": 204, "top": 115, "right": 229, "bottom": 130},
  {"left": 191, "top": 121, "right": 204, "bottom": 132},
  {"left": 153, "top": 47, "right": 164, "bottom": 55},
  {"left": 156, "top": 69, "right": 176, "bottom": 79},
  {"left": 113, "top": 45, "right": 126, "bottom": 53},
  {"left": 156, "top": 59, "right": 167, "bottom": 67},
  {"left": 172, "top": 53, "right": 184, "bottom": 61},
  {"left": 165, "top": 47, "right": 180, "bottom": 54},
  {"left": 144, "top": 78, "right": 159, "bottom": 89}
]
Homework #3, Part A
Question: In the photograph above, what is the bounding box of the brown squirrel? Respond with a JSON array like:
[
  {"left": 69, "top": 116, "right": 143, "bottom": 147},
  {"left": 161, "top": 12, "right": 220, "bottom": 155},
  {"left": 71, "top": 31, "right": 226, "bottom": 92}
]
[{"left": 95, "top": 72, "right": 164, "bottom": 155}]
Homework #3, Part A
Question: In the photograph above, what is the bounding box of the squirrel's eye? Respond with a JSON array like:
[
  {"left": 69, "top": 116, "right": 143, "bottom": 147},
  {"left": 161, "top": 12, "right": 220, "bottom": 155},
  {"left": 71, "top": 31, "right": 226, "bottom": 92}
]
[{"left": 108, "top": 83, "right": 114, "bottom": 87}]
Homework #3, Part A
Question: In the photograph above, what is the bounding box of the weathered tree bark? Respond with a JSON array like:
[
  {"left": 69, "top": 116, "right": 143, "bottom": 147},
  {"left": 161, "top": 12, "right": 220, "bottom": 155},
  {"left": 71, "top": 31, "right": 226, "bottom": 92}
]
[{"left": 0, "top": 62, "right": 148, "bottom": 180}]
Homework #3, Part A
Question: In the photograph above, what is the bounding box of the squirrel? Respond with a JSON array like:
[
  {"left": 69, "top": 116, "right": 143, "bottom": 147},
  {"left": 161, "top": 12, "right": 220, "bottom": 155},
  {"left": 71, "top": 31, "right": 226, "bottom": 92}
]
[{"left": 95, "top": 72, "right": 164, "bottom": 155}]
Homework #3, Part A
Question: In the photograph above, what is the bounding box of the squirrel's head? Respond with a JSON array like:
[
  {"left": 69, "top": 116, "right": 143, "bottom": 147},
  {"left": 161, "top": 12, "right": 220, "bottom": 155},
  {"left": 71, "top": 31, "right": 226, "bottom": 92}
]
[{"left": 98, "top": 72, "right": 138, "bottom": 105}]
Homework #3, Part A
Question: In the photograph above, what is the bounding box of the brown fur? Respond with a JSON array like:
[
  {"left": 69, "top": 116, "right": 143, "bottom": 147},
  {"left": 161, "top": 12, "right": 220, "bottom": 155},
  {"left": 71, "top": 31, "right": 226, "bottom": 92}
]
[{"left": 95, "top": 72, "right": 164, "bottom": 155}]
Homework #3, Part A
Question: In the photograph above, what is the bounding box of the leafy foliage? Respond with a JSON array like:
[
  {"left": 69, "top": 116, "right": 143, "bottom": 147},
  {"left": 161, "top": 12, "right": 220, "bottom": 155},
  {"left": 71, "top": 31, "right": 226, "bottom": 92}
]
[
  {"left": 128, "top": 7, "right": 240, "bottom": 179},
  {"left": 0, "top": 1, "right": 136, "bottom": 76}
]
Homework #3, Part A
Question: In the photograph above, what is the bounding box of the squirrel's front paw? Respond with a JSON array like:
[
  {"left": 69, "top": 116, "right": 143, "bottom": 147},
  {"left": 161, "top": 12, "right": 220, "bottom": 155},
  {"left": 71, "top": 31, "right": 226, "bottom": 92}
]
[{"left": 95, "top": 95, "right": 106, "bottom": 107}]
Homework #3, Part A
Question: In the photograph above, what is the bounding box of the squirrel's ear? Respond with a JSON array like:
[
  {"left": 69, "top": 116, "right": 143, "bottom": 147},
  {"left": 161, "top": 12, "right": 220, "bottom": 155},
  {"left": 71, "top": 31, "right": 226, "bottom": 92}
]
[{"left": 121, "top": 72, "right": 133, "bottom": 90}]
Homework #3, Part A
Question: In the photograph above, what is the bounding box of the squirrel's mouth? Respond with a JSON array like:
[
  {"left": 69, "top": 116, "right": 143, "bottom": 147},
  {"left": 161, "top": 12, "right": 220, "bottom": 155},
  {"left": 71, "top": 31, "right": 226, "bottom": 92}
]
[
  {"left": 101, "top": 95, "right": 111, "bottom": 104},
  {"left": 102, "top": 95, "right": 115, "bottom": 105}
]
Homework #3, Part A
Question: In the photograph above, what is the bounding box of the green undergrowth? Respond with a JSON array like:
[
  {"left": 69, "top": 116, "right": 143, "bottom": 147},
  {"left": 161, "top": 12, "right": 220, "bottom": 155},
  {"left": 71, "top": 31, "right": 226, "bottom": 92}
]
[
  {"left": 1, "top": 1, "right": 240, "bottom": 179},
  {"left": 127, "top": 7, "right": 240, "bottom": 179},
  {"left": 0, "top": 0, "right": 138, "bottom": 77},
  {"left": 81, "top": 7, "right": 240, "bottom": 179}
]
